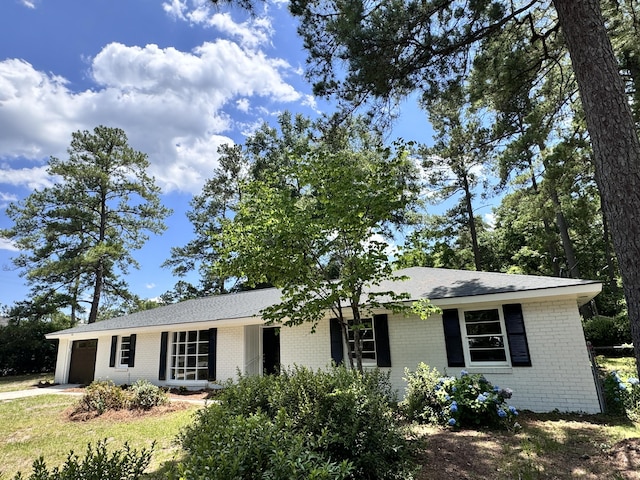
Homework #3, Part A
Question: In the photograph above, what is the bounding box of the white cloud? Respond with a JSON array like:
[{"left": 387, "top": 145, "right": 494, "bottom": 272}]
[
  {"left": 145, "top": 283, "right": 156, "bottom": 289},
  {"left": 0, "top": 238, "right": 19, "bottom": 252},
  {"left": 0, "top": 28, "right": 305, "bottom": 194},
  {"left": 20, "top": 1, "right": 36, "bottom": 8}
]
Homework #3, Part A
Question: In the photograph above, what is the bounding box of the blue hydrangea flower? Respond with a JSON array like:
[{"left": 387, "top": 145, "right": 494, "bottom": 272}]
[
  {"left": 450, "top": 402, "right": 458, "bottom": 413},
  {"left": 493, "top": 385, "right": 500, "bottom": 392},
  {"left": 629, "top": 377, "right": 639, "bottom": 386},
  {"left": 476, "top": 393, "right": 487, "bottom": 402},
  {"left": 619, "top": 383, "right": 627, "bottom": 390},
  {"left": 452, "top": 386, "right": 457, "bottom": 392},
  {"left": 497, "top": 408, "right": 507, "bottom": 418},
  {"left": 460, "top": 370, "right": 468, "bottom": 377},
  {"left": 448, "top": 418, "right": 456, "bottom": 426},
  {"left": 508, "top": 405, "right": 518, "bottom": 415}
]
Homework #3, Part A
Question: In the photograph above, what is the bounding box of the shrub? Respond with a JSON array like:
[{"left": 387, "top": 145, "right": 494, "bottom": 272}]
[
  {"left": 582, "top": 315, "right": 631, "bottom": 347},
  {"left": 401, "top": 363, "right": 446, "bottom": 423},
  {"left": 402, "top": 365, "right": 519, "bottom": 430},
  {"left": 179, "top": 408, "right": 353, "bottom": 480},
  {"left": 74, "top": 380, "right": 131, "bottom": 415},
  {"left": 179, "top": 365, "right": 415, "bottom": 480},
  {"left": 128, "top": 380, "right": 168, "bottom": 410},
  {"left": 603, "top": 370, "right": 640, "bottom": 419},
  {"left": 13, "top": 439, "right": 153, "bottom": 480}
]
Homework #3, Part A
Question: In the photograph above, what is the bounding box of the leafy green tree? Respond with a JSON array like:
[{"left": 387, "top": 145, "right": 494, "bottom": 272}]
[
  {"left": 285, "top": 0, "right": 640, "bottom": 376},
  {"left": 1, "top": 126, "right": 171, "bottom": 323},
  {"left": 215, "top": 115, "right": 421, "bottom": 371}
]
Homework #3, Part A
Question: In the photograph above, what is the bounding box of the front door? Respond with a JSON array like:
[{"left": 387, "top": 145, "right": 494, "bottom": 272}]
[
  {"left": 68, "top": 339, "right": 97, "bottom": 384},
  {"left": 262, "top": 327, "right": 280, "bottom": 375}
]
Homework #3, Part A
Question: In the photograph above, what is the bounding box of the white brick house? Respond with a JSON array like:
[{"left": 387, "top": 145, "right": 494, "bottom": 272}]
[{"left": 46, "top": 267, "right": 603, "bottom": 413}]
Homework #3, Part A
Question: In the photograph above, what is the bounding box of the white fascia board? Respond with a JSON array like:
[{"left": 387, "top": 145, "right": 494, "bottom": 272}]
[
  {"left": 45, "top": 316, "right": 266, "bottom": 340},
  {"left": 428, "top": 283, "right": 602, "bottom": 308}
]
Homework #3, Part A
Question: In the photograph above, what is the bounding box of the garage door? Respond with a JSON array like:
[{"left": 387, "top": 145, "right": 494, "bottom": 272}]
[{"left": 68, "top": 339, "right": 97, "bottom": 385}]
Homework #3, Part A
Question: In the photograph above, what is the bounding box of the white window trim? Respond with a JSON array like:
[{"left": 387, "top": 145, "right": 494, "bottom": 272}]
[
  {"left": 118, "top": 336, "right": 131, "bottom": 368},
  {"left": 460, "top": 307, "right": 512, "bottom": 367},
  {"left": 168, "top": 330, "right": 210, "bottom": 383},
  {"left": 347, "top": 317, "right": 377, "bottom": 366}
]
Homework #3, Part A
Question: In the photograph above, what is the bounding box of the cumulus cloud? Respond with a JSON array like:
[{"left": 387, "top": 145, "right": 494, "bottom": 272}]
[{"left": 0, "top": 17, "right": 306, "bottom": 194}]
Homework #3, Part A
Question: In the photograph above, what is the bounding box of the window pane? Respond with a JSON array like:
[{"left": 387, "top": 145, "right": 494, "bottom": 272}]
[
  {"left": 464, "top": 310, "right": 500, "bottom": 323},
  {"left": 188, "top": 331, "right": 197, "bottom": 343},
  {"left": 470, "top": 349, "right": 507, "bottom": 362},
  {"left": 468, "top": 336, "right": 504, "bottom": 349},
  {"left": 187, "top": 344, "right": 196, "bottom": 355},
  {"left": 466, "top": 322, "right": 502, "bottom": 335}
]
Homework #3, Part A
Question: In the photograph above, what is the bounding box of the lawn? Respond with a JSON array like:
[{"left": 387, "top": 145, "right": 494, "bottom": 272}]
[
  {"left": 0, "top": 373, "right": 54, "bottom": 393},
  {"left": 0, "top": 392, "right": 198, "bottom": 479},
  {"left": 1, "top": 361, "right": 639, "bottom": 479}
]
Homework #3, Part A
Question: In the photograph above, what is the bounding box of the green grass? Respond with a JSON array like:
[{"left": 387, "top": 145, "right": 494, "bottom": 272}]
[
  {"left": 0, "top": 394, "right": 197, "bottom": 479},
  {"left": 596, "top": 355, "right": 638, "bottom": 378},
  {"left": 0, "top": 373, "right": 54, "bottom": 393}
]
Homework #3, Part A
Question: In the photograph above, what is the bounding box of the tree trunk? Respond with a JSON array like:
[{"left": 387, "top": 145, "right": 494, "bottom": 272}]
[
  {"left": 553, "top": 0, "right": 640, "bottom": 377},
  {"left": 548, "top": 186, "right": 580, "bottom": 278},
  {"left": 462, "top": 172, "right": 481, "bottom": 271}
]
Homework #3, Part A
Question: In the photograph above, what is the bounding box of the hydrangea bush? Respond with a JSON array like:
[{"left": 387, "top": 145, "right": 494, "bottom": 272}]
[
  {"left": 403, "top": 364, "right": 519, "bottom": 430},
  {"left": 603, "top": 370, "right": 640, "bottom": 419}
]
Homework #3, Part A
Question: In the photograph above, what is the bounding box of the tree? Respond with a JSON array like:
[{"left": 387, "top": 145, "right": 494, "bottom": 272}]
[
  {"left": 163, "top": 144, "right": 245, "bottom": 298},
  {"left": 215, "top": 115, "right": 422, "bottom": 371},
  {"left": 285, "top": 0, "right": 640, "bottom": 376},
  {"left": 1, "top": 126, "right": 171, "bottom": 323}
]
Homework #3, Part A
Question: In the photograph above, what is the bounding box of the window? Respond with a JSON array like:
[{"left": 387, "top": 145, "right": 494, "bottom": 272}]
[
  {"left": 169, "top": 330, "right": 210, "bottom": 381},
  {"left": 119, "top": 336, "right": 131, "bottom": 367},
  {"left": 109, "top": 334, "right": 135, "bottom": 368},
  {"left": 348, "top": 318, "right": 376, "bottom": 363},
  {"left": 463, "top": 309, "right": 508, "bottom": 364}
]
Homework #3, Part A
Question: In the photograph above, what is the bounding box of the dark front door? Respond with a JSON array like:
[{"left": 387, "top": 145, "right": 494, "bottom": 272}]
[
  {"left": 68, "top": 339, "right": 97, "bottom": 384},
  {"left": 262, "top": 327, "right": 280, "bottom": 375}
]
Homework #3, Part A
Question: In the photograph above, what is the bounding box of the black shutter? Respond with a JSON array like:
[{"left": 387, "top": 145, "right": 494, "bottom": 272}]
[
  {"left": 208, "top": 328, "right": 217, "bottom": 381},
  {"left": 330, "top": 318, "right": 344, "bottom": 365},
  {"left": 374, "top": 314, "right": 391, "bottom": 367},
  {"left": 158, "top": 332, "right": 168, "bottom": 381},
  {"left": 443, "top": 309, "right": 465, "bottom": 367},
  {"left": 128, "top": 334, "right": 137, "bottom": 368},
  {"left": 109, "top": 335, "right": 118, "bottom": 367},
  {"left": 503, "top": 304, "right": 532, "bottom": 366}
]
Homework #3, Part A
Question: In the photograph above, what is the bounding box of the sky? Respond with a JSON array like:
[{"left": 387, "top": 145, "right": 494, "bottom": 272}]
[{"left": 0, "top": 0, "right": 436, "bottom": 311}]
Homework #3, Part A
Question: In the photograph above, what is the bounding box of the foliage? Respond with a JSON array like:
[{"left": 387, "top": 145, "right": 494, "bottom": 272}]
[
  {"left": 0, "top": 126, "right": 171, "bottom": 323},
  {"left": 0, "top": 317, "right": 70, "bottom": 376},
  {"left": 402, "top": 365, "right": 519, "bottom": 430},
  {"left": 583, "top": 315, "right": 632, "bottom": 347},
  {"left": 177, "top": 408, "right": 353, "bottom": 480},
  {"left": 603, "top": 370, "right": 640, "bottom": 420},
  {"left": 72, "top": 380, "right": 168, "bottom": 415},
  {"left": 401, "top": 363, "right": 445, "bottom": 424},
  {"left": 179, "top": 365, "right": 415, "bottom": 479},
  {"left": 13, "top": 439, "right": 153, "bottom": 480},
  {"left": 215, "top": 113, "right": 422, "bottom": 371},
  {"left": 128, "top": 380, "right": 169, "bottom": 410}
]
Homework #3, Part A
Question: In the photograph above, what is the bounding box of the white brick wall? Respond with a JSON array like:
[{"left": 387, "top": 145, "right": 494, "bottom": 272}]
[
  {"left": 54, "top": 297, "right": 601, "bottom": 413},
  {"left": 280, "top": 299, "right": 601, "bottom": 414}
]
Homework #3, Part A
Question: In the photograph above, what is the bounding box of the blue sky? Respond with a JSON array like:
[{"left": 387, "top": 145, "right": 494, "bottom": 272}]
[{"left": 0, "top": 0, "right": 435, "bottom": 310}]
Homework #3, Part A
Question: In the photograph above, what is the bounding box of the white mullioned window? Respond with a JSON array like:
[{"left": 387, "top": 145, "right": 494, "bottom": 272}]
[
  {"left": 169, "top": 330, "right": 210, "bottom": 381},
  {"left": 347, "top": 318, "right": 376, "bottom": 362},
  {"left": 119, "top": 336, "right": 131, "bottom": 367},
  {"left": 462, "top": 309, "right": 509, "bottom": 365}
]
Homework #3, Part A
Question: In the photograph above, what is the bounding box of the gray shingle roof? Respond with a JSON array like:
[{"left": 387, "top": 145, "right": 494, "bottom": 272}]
[{"left": 49, "top": 267, "right": 601, "bottom": 337}]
